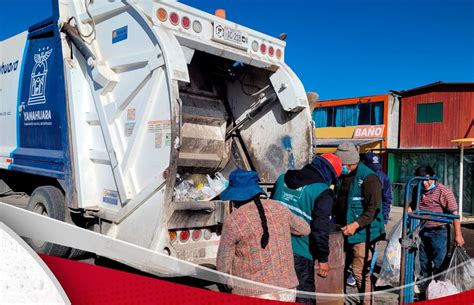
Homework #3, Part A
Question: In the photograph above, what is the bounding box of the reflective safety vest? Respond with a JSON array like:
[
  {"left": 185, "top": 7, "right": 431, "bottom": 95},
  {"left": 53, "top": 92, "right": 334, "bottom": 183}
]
[
  {"left": 273, "top": 174, "right": 328, "bottom": 260},
  {"left": 339, "top": 163, "right": 385, "bottom": 244}
]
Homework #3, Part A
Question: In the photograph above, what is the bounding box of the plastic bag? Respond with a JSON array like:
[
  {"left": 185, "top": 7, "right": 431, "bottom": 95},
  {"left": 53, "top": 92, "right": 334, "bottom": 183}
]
[
  {"left": 174, "top": 172, "right": 229, "bottom": 201},
  {"left": 207, "top": 173, "right": 228, "bottom": 194},
  {"left": 426, "top": 279, "right": 459, "bottom": 300},
  {"left": 439, "top": 247, "right": 474, "bottom": 293},
  {"left": 375, "top": 219, "right": 403, "bottom": 287}
]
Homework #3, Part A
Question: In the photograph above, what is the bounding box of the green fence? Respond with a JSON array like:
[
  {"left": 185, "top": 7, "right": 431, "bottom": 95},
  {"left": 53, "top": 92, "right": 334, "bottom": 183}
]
[{"left": 388, "top": 152, "right": 473, "bottom": 215}]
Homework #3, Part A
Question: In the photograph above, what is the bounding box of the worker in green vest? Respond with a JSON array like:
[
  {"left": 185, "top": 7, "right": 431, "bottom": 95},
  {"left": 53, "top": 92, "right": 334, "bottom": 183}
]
[
  {"left": 334, "top": 142, "right": 385, "bottom": 305},
  {"left": 272, "top": 153, "right": 342, "bottom": 305}
]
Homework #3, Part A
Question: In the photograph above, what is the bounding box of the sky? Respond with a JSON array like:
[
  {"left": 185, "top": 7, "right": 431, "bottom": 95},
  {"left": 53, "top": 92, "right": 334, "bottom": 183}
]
[{"left": 1, "top": 0, "right": 473, "bottom": 100}]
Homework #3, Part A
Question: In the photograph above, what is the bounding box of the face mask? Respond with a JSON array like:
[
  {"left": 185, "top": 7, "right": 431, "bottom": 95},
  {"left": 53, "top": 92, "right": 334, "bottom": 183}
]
[
  {"left": 342, "top": 165, "right": 351, "bottom": 175},
  {"left": 426, "top": 182, "right": 436, "bottom": 191}
]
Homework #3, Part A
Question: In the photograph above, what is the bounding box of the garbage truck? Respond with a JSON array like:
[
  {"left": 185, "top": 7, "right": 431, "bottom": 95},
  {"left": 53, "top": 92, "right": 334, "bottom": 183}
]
[{"left": 0, "top": 0, "right": 313, "bottom": 275}]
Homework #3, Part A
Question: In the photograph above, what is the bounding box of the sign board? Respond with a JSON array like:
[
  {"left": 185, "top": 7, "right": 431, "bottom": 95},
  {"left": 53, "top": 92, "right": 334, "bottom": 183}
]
[{"left": 353, "top": 125, "right": 384, "bottom": 138}]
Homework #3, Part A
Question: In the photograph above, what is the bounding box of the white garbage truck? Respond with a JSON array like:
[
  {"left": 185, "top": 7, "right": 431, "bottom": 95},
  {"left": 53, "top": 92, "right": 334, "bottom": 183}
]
[{"left": 0, "top": 0, "right": 313, "bottom": 275}]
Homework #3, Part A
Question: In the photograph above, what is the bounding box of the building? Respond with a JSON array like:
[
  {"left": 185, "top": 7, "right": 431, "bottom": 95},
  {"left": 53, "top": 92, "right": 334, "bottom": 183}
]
[
  {"left": 312, "top": 94, "right": 400, "bottom": 157},
  {"left": 390, "top": 82, "right": 474, "bottom": 218}
]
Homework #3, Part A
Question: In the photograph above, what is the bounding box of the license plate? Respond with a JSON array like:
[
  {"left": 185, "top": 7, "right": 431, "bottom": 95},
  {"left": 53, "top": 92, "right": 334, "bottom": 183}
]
[{"left": 213, "top": 23, "right": 248, "bottom": 50}]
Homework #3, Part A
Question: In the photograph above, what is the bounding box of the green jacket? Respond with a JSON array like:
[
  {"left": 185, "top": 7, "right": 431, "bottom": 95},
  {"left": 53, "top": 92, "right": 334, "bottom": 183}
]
[
  {"left": 273, "top": 174, "right": 328, "bottom": 260},
  {"left": 339, "top": 163, "right": 385, "bottom": 244}
]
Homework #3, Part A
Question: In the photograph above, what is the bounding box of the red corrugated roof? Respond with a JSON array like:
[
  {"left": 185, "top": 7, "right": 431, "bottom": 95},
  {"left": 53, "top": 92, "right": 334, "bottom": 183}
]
[{"left": 397, "top": 81, "right": 474, "bottom": 96}]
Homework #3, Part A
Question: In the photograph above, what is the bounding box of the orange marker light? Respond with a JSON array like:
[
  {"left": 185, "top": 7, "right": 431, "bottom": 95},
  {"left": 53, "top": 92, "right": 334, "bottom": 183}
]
[
  {"left": 169, "top": 231, "right": 177, "bottom": 243},
  {"left": 157, "top": 8, "right": 167, "bottom": 22},
  {"left": 215, "top": 9, "right": 226, "bottom": 19},
  {"left": 276, "top": 49, "right": 282, "bottom": 59}
]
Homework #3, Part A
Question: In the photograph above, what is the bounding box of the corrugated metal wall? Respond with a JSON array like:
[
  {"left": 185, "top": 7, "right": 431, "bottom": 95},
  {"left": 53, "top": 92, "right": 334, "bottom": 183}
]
[
  {"left": 391, "top": 152, "right": 473, "bottom": 215},
  {"left": 400, "top": 90, "right": 474, "bottom": 148}
]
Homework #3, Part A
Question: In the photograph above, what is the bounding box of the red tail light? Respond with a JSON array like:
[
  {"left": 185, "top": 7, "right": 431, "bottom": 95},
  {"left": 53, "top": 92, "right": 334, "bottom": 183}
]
[
  {"left": 170, "top": 12, "right": 179, "bottom": 26},
  {"left": 179, "top": 230, "right": 190, "bottom": 242},
  {"left": 269, "top": 46, "right": 275, "bottom": 57},
  {"left": 182, "top": 16, "right": 191, "bottom": 29},
  {"left": 192, "top": 230, "right": 202, "bottom": 241},
  {"left": 260, "top": 43, "right": 267, "bottom": 54}
]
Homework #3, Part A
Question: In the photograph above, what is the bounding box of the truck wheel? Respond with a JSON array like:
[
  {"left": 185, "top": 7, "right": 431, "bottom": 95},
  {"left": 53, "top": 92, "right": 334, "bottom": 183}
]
[{"left": 25, "top": 186, "right": 71, "bottom": 258}]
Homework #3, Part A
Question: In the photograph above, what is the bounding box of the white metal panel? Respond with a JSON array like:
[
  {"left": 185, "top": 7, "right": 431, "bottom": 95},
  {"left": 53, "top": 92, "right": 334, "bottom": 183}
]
[
  {"left": 0, "top": 32, "right": 27, "bottom": 169},
  {"left": 226, "top": 68, "right": 313, "bottom": 183},
  {"left": 64, "top": 53, "right": 119, "bottom": 211},
  {"left": 149, "top": 1, "right": 285, "bottom": 71},
  {"left": 114, "top": 187, "right": 168, "bottom": 249},
  {"left": 62, "top": 1, "right": 177, "bottom": 225},
  {"left": 270, "top": 64, "right": 309, "bottom": 112}
]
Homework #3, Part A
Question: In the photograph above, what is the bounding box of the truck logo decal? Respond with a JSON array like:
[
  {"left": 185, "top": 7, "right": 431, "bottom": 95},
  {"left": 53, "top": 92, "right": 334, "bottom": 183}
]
[
  {"left": 28, "top": 47, "right": 52, "bottom": 106},
  {"left": 215, "top": 25, "right": 224, "bottom": 38},
  {"left": 23, "top": 110, "right": 52, "bottom": 126},
  {"left": 0, "top": 60, "right": 19, "bottom": 75}
]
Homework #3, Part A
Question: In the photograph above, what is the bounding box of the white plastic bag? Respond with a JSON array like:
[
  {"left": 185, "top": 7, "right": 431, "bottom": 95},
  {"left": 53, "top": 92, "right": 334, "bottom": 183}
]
[
  {"left": 206, "top": 173, "right": 228, "bottom": 194},
  {"left": 426, "top": 280, "right": 459, "bottom": 299},
  {"left": 375, "top": 219, "right": 403, "bottom": 287},
  {"left": 440, "top": 247, "right": 474, "bottom": 293}
]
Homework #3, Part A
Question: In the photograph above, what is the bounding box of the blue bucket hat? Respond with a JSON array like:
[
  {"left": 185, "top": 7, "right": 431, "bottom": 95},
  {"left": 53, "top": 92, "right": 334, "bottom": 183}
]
[{"left": 219, "top": 169, "right": 265, "bottom": 201}]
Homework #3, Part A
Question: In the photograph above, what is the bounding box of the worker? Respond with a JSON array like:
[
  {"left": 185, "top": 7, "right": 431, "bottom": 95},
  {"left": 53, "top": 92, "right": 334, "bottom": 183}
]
[
  {"left": 362, "top": 152, "right": 393, "bottom": 224},
  {"left": 272, "top": 153, "right": 343, "bottom": 305},
  {"left": 410, "top": 165, "right": 465, "bottom": 298},
  {"left": 216, "top": 169, "right": 310, "bottom": 301},
  {"left": 334, "top": 142, "right": 385, "bottom": 305}
]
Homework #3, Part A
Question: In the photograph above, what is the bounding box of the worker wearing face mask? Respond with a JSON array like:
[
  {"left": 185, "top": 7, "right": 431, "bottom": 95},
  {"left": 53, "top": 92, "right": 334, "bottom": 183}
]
[
  {"left": 334, "top": 142, "right": 385, "bottom": 305},
  {"left": 410, "top": 165, "right": 464, "bottom": 298}
]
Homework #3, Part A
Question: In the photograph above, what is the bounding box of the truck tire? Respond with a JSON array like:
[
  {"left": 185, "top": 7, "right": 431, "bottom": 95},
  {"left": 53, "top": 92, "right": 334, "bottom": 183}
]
[{"left": 25, "top": 186, "right": 71, "bottom": 258}]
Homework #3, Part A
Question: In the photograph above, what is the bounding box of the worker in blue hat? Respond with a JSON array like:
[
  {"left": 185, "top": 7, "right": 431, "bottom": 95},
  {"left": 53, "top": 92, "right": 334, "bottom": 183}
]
[{"left": 216, "top": 169, "right": 310, "bottom": 301}]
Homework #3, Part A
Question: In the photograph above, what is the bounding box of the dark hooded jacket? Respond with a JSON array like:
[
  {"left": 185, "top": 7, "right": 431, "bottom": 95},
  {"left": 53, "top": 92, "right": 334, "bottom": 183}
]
[
  {"left": 363, "top": 153, "right": 393, "bottom": 224},
  {"left": 281, "top": 157, "right": 337, "bottom": 263}
]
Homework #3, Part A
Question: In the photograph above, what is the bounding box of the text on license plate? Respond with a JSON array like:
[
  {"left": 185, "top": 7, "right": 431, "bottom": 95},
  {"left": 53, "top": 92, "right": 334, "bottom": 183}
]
[{"left": 213, "top": 23, "right": 248, "bottom": 48}]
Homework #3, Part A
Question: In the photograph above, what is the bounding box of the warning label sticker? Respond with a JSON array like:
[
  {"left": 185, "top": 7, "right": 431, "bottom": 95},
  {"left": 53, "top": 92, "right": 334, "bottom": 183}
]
[
  {"left": 124, "top": 122, "right": 135, "bottom": 137},
  {"left": 147, "top": 120, "right": 162, "bottom": 133},
  {"left": 147, "top": 120, "right": 171, "bottom": 133},
  {"left": 127, "top": 108, "right": 136, "bottom": 121}
]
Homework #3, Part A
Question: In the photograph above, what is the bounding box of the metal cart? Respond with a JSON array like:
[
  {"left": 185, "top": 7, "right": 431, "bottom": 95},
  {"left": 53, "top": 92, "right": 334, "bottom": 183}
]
[{"left": 399, "top": 176, "right": 459, "bottom": 304}]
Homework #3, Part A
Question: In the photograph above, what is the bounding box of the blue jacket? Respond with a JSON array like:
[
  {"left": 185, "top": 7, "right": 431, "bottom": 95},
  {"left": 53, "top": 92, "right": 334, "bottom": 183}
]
[{"left": 367, "top": 164, "right": 392, "bottom": 224}]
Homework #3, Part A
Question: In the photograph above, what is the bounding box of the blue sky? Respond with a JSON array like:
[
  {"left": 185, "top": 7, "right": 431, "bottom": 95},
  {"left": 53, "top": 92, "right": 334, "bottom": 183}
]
[{"left": 1, "top": 0, "right": 473, "bottom": 100}]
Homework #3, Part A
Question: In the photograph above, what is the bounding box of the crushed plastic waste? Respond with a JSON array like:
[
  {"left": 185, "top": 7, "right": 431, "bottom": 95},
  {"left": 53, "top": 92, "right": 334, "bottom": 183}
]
[
  {"left": 426, "top": 280, "right": 459, "bottom": 300},
  {"left": 174, "top": 173, "right": 228, "bottom": 201}
]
